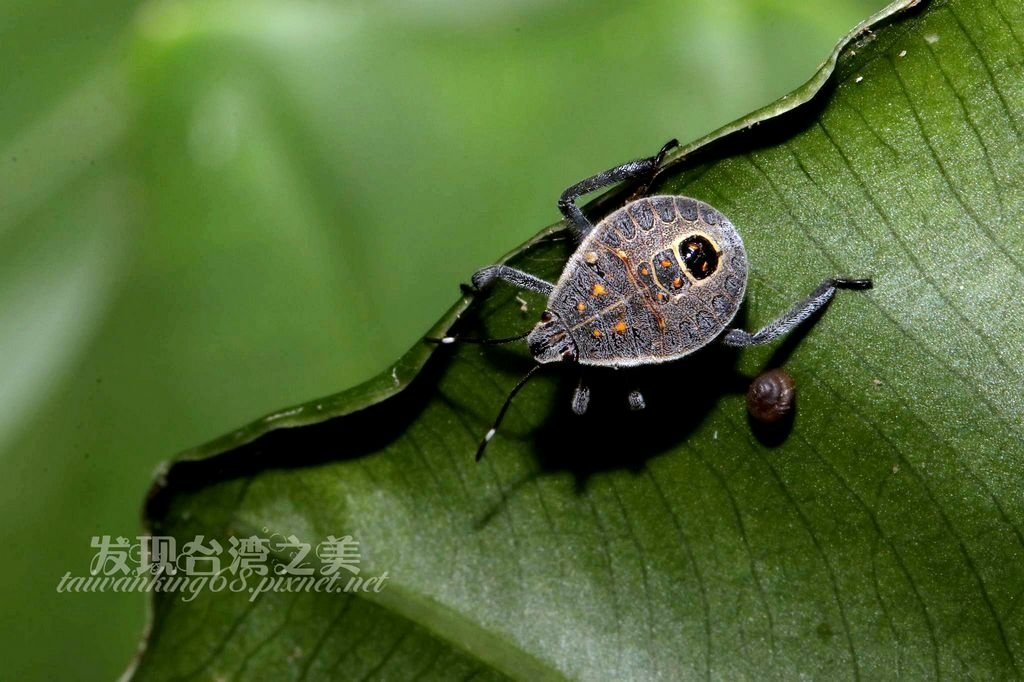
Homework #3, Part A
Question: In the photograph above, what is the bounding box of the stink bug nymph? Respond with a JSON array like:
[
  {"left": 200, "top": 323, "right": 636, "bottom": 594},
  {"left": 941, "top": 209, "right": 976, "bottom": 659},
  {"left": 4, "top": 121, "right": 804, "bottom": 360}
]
[{"left": 433, "top": 140, "right": 871, "bottom": 459}]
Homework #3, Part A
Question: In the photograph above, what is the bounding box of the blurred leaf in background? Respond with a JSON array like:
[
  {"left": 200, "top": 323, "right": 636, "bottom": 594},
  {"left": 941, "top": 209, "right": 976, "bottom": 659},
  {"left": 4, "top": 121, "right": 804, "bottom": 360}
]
[{"left": 0, "top": 0, "right": 889, "bottom": 679}]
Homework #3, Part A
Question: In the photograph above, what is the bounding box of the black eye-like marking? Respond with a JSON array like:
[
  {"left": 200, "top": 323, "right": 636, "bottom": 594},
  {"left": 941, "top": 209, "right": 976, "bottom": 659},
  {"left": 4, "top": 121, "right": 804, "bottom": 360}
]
[{"left": 680, "top": 235, "right": 719, "bottom": 280}]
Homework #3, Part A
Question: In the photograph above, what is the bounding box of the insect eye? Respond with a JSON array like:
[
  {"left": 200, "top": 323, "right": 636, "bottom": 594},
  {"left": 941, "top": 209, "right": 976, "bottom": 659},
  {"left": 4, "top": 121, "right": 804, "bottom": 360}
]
[
  {"left": 540, "top": 311, "right": 553, "bottom": 323},
  {"left": 680, "top": 235, "right": 719, "bottom": 280}
]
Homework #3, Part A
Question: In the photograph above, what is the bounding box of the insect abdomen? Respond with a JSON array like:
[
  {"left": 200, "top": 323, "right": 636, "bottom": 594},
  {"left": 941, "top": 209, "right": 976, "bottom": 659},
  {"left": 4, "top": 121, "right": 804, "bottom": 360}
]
[{"left": 550, "top": 195, "right": 748, "bottom": 367}]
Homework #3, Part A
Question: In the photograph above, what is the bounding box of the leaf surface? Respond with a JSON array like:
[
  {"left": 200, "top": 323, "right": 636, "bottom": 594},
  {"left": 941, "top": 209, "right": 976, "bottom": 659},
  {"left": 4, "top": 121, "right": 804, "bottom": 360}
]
[{"left": 128, "top": 0, "right": 1024, "bottom": 678}]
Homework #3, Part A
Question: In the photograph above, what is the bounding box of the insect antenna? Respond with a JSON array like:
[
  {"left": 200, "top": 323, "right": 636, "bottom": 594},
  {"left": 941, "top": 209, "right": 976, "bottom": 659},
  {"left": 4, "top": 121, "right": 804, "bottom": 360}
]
[
  {"left": 475, "top": 363, "right": 545, "bottom": 462},
  {"left": 425, "top": 330, "right": 531, "bottom": 346}
]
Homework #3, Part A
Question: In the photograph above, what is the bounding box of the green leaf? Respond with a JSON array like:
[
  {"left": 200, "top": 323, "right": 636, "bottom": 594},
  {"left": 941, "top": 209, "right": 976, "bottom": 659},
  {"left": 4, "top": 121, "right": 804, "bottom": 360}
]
[{"left": 127, "top": 0, "right": 1024, "bottom": 678}]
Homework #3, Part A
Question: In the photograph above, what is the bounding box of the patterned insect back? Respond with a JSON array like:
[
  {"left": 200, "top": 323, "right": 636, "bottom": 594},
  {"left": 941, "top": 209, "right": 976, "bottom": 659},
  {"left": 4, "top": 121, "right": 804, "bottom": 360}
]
[{"left": 548, "top": 195, "right": 748, "bottom": 367}]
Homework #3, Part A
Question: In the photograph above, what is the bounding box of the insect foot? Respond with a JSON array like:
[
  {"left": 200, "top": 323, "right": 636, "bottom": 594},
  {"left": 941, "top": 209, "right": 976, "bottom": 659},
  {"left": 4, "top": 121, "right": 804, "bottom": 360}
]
[
  {"left": 572, "top": 379, "right": 591, "bottom": 416},
  {"left": 628, "top": 390, "right": 646, "bottom": 411}
]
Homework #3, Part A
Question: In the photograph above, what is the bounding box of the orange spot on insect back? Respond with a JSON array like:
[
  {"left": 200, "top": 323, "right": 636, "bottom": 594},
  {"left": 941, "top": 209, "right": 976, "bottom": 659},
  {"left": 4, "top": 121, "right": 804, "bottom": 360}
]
[
  {"left": 660, "top": 259, "right": 672, "bottom": 268},
  {"left": 592, "top": 328, "right": 602, "bottom": 338},
  {"left": 576, "top": 301, "right": 586, "bottom": 312},
  {"left": 672, "top": 277, "right": 683, "bottom": 289},
  {"left": 614, "top": 321, "right": 627, "bottom": 333},
  {"left": 592, "top": 283, "right": 607, "bottom": 296},
  {"left": 640, "top": 267, "right": 650, "bottom": 276}
]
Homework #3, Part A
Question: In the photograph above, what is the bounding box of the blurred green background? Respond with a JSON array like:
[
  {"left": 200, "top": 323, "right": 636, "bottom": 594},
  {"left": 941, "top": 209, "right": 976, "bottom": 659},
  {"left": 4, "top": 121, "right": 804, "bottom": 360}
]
[{"left": 0, "top": 0, "right": 889, "bottom": 679}]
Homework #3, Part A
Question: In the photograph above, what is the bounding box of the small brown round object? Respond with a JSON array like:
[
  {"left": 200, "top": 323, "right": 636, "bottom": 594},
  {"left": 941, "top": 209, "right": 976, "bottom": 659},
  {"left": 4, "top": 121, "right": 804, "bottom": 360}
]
[{"left": 747, "top": 369, "right": 795, "bottom": 424}]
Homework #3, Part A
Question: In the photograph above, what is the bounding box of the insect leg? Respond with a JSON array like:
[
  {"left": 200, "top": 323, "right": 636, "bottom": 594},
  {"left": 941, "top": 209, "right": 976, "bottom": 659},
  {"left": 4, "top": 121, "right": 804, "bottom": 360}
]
[
  {"left": 722, "top": 278, "right": 871, "bottom": 347},
  {"left": 557, "top": 139, "right": 678, "bottom": 241},
  {"left": 471, "top": 265, "right": 554, "bottom": 296},
  {"left": 627, "top": 389, "right": 646, "bottom": 411},
  {"left": 428, "top": 266, "right": 554, "bottom": 345},
  {"left": 571, "top": 376, "right": 590, "bottom": 415}
]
